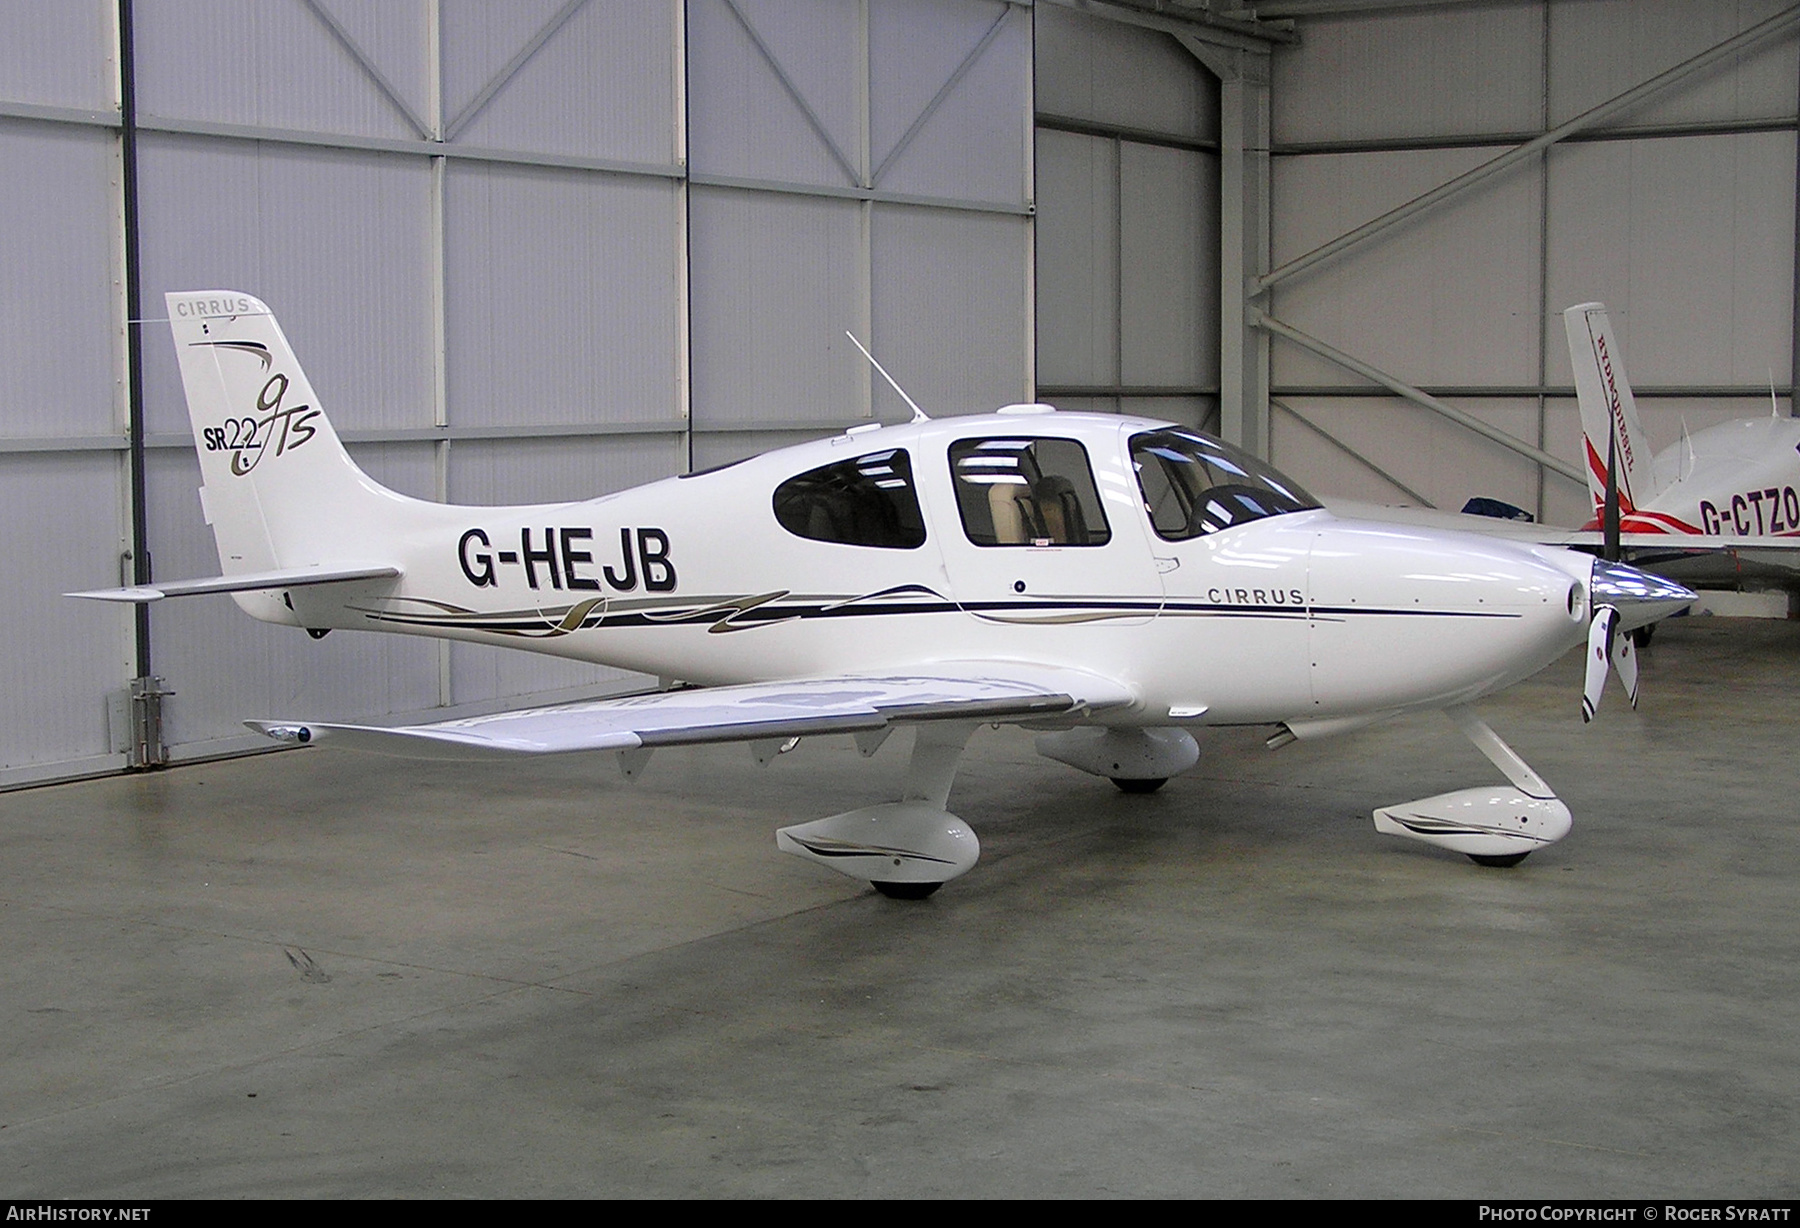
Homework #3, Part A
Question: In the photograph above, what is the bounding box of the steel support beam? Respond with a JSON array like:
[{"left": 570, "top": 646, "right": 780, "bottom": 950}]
[
  {"left": 300, "top": 0, "right": 433, "bottom": 138},
  {"left": 872, "top": 4, "right": 1013, "bottom": 187},
  {"left": 444, "top": 0, "right": 591, "bottom": 141},
  {"left": 1249, "top": 0, "right": 1520, "bottom": 16},
  {"left": 1252, "top": 311, "right": 1583, "bottom": 483},
  {"left": 1040, "top": 0, "right": 1296, "bottom": 50},
  {"left": 722, "top": 0, "right": 862, "bottom": 186},
  {"left": 1183, "top": 38, "right": 1272, "bottom": 457},
  {"left": 1257, "top": 3, "right": 1800, "bottom": 294},
  {"left": 117, "top": 0, "right": 151, "bottom": 683}
]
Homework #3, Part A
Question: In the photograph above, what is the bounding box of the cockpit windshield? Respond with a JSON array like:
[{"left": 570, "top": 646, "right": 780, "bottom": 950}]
[{"left": 1130, "top": 428, "right": 1320, "bottom": 540}]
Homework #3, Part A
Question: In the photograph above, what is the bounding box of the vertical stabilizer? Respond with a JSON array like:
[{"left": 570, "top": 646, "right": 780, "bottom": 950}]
[
  {"left": 1564, "top": 302, "right": 1659, "bottom": 516},
  {"left": 165, "top": 291, "right": 411, "bottom": 582}
]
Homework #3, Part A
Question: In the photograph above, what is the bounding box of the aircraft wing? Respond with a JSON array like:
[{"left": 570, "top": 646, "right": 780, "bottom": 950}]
[{"left": 247, "top": 665, "right": 1138, "bottom": 760}]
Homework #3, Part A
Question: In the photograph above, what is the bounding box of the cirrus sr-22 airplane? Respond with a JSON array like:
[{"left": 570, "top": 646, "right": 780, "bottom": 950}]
[{"left": 71, "top": 291, "right": 1694, "bottom": 897}]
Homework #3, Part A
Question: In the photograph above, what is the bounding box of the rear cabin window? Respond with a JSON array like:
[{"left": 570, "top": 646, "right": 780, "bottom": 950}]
[
  {"left": 772, "top": 448, "right": 926, "bottom": 549},
  {"left": 949, "top": 437, "right": 1112, "bottom": 547}
]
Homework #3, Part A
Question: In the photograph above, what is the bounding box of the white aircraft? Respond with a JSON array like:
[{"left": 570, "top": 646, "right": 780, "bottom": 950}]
[
  {"left": 1563, "top": 302, "right": 1800, "bottom": 587},
  {"left": 71, "top": 291, "right": 1694, "bottom": 895}
]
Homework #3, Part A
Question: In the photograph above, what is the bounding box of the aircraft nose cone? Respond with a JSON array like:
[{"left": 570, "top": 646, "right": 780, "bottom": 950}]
[{"left": 1589, "top": 559, "right": 1697, "bottom": 632}]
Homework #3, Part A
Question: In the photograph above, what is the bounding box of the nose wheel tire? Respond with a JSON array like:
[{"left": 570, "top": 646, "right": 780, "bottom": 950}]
[
  {"left": 1468, "top": 852, "right": 1530, "bottom": 868},
  {"left": 1111, "top": 777, "right": 1168, "bottom": 794},
  {"left": 873, "top": 881, "right": 943, "bottom": 900}
]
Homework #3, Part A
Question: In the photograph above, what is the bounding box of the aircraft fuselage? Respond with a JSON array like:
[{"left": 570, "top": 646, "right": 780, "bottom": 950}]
[{"left": 271, "top": 411, "right": 1594, "bottom": 729}]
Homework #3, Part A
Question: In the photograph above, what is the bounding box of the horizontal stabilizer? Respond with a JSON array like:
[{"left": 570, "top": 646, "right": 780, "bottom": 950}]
[
  {"left": 67, "top": 564, "right": 401, "bottom": 603},
  {"left": 248, "top": 666, "right": 1136, "bottom": 760}
]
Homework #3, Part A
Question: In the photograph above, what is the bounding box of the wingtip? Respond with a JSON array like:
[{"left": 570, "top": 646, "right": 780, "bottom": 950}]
[{"left": 64, "top": 587, "right": 164, "bottom": 603}]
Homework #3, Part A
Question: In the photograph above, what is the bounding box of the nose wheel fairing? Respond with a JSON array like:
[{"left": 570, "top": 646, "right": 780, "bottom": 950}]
[{"left": 1372, "top": 705, "right": 1572, "bottom": 864}]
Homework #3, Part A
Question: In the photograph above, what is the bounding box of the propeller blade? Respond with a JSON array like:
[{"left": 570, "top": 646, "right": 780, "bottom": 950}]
[
  {"left": 1582, "top": 605, "right": 1618, "bottom": 723},
  {"left": 1611, "top": 625, "right": 1639, "bottom": 710}
]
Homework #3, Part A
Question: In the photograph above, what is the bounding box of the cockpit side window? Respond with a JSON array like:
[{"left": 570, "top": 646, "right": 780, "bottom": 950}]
[
  {"left": 1130, "top": 428, "right": 1319, "bottom": 540},
  {"left": 949, "top": 437, "right": 1112, "bottom": 547},
  {"left": 772, "top": 449, "right": 927, "bottom": 549}
]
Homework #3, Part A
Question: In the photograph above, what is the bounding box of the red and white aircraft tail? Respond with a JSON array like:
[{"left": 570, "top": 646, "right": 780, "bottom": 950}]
[{"left": 1564, "top": 302, "right": 1662, "bottom": 525}]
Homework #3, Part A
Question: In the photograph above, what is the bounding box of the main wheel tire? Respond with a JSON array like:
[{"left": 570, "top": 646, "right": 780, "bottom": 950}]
[
  {"left": 1111, "top": 777, "right": 1168, "bottom": 794},
  {"left": 873, "top": 880, "right": 942, "bottom": 900},
  {"left": 1468, "top": 852, "right": 1529, "bottom": 868}
]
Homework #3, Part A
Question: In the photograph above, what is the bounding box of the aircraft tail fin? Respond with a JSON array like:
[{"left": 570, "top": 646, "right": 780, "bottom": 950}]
[
  {"left": 165, "top": 291, "right": 414, "bottom": 621},
  {"left": 1563, "top": 302, "right": 1659, "bottom": 518}
]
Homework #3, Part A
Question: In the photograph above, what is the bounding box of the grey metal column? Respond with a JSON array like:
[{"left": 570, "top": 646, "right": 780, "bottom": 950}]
[{"left": 1182, "top": 38, "right": 1271, "bottom": 458}]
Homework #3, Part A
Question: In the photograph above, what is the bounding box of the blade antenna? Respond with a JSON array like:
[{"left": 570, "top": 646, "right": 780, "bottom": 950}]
[{"left": 845, "top": 331, "right": 929, "bottom": 423}]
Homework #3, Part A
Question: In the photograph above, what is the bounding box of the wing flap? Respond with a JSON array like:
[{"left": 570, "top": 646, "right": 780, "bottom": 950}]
[{"left": 249, "top": 666, "right": 1137, "bottom": 760}]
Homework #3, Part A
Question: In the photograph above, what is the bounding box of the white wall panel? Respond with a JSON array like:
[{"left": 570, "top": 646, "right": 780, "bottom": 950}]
[
  {"left": 0, "top": 6, "right": 131, "bottom": 782},
  {"left": 1120, "top": 396, "right": 1212, "bottom": 431},
  {"left": 1545, "top": 133, "right": 1796, "bottom": 386},
  {"left": 0, "top": 0, "right": 114, "bottom": 110},
  {"left": 0, "top": 121, "right": 123, "bottom": 437},
  {"left": 1034, "top": 2, "right": 1215, "bottom": 139},
  {"left": 443, "top": 0, "right": 677, "bottom": 163},
  {"left": 0, "top": 454, "right": 133, "bottom": 773},
  {"left": 868, "top": 0, "right": 1029, "bottom": 205},
  {"left": 1034, "top": 128, "right": 1117, "bottom": 388},
  {"left": 446, "top": 435, "right": 683, "bottom": 506},
  {"left": 346, "top": 441, "right": 438, "bottom": 502},
  {"left": 445, "top": 166, "right": 682, "bottom": 431},
  {"left": 1270, "top": 147, "right": 1543, "bottom": 388},
  {"left": 1120, "top": 141, "right": 1213, "bottom": 388},
  {"left": 689, "top": 187, "right": 863, "bottom": 428},
  {"left": 1273, "top": 6, "right": 1543, "bottom": 144},
  {"left": 447, "top": 642, "right": 628, "bottom": 711},
  {"left": 1549, "top": 0, "right": 1798, "bottom": 129},
  {"left": 136, "top": 0, "right": 427, "bottom": 138},
  {"left": 691, "top": 429, "right": 816, "bottom": 471},
  {"left": 1273, "top": 396, "right": 1544, "bottom": 514},
  {"left": 136, "top": 135, "right": 435, "bottom": 435},
  {"left": 871, "top": 205, "right": 1029, "bottom": 417},
  {"left": 688, "top": 0, "right": 863, "bottom": 186}
]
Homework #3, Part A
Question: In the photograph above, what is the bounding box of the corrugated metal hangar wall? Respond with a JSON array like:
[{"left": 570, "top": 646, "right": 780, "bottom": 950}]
[
  {"left": 0, "top": 0, "right": 1034, "bottom": 786},
  {"left": 3, "top": 0, "right": 1796, "bottom": 786},
  {"left": 1262, "top": 0, "right": 1799, "bottom": 529}
]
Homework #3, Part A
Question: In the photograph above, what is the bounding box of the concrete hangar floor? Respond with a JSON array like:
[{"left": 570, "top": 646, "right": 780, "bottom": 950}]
[{"left": 1, "top": 618, "right": 1796, "bottom": 1198}]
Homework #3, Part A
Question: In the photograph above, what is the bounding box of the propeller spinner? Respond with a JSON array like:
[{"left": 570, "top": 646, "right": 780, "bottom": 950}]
[{"left": 1581, "top": 559, "right": 1695, "bottom": 722}]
